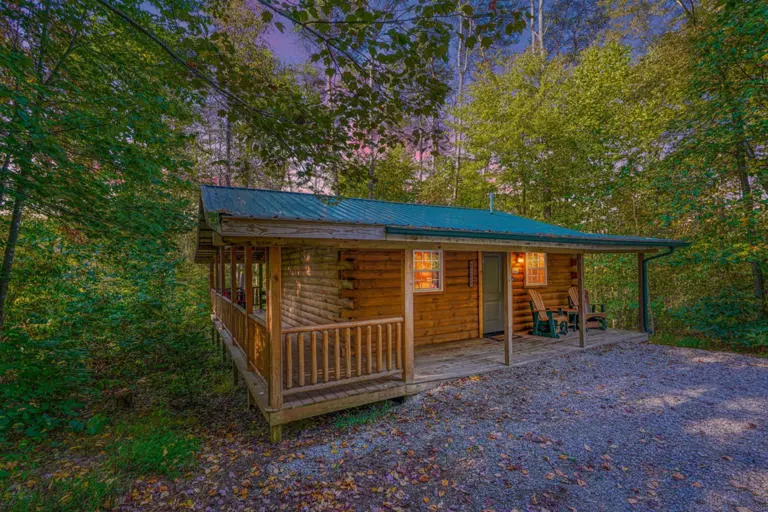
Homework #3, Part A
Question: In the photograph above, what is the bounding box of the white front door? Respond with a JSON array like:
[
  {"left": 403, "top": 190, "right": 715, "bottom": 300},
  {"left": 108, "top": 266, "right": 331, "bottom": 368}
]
[{"left": 483, "top": 254, "right": 504, "bottom": 334}]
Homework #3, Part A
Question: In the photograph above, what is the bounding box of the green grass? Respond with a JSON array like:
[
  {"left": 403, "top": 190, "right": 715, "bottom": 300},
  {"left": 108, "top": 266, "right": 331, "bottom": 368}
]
[
  {"left": 332, "top": 400, "right": 394, "bottom": 429},
  {"left": 109, "top": 411, "right": 200, "bottom": 479},
  {"left": 4, "top": 472, "right": 122, "bottom": 512},
  {"left": 651, "top": 331, "right": 767, "bottom": 357}
]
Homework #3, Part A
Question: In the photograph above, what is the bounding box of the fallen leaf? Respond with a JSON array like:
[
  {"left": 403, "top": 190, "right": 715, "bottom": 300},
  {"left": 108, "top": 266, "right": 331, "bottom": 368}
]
[
  {"left": 672, "top": 472, "right": 685, "bottom": 481},
  {"left": 730, "top": 480, "right": 748, "bottom": 490}
]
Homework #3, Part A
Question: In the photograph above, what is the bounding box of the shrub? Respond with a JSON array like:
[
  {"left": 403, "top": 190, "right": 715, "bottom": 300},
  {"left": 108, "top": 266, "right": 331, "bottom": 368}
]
[
  {"left": 672, "top": 288, "right": 768, "bottom": 348},
  {"left": 0, "top": 328, "right": 92, "bottom": 441}
]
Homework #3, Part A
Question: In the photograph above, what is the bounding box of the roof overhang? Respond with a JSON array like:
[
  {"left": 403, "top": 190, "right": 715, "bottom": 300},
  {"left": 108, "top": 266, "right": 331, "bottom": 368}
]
[{"left": 192, "top": 216, "right": 687, "bottom": 256}]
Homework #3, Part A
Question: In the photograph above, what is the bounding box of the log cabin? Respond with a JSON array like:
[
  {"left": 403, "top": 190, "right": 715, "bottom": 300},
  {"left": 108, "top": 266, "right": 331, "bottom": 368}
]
[{"left": 195, "top": 185, "right": 686, "bottom": 441}]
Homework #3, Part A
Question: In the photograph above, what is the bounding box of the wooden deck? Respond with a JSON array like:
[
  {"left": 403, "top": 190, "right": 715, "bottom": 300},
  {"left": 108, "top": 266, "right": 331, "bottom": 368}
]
[
  {"left": 413, "top": 329, "right": 648, "bottom": 386},
  {"left": 214, "top": 316, "right": 647, "bottom": 429}
]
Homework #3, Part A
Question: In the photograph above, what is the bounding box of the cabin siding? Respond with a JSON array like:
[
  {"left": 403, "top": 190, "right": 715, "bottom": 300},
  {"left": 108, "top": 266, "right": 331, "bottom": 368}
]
[
  {"left": 414, "top": 251, "right": 479, "bottom": 346},
  {"left": 511, "top": 252, "right": 577, "bottom": 333},
  {"left": 340, "top": 249, "right": 404, "bottom": 321},
  {"left": 281, "top": 247, "right": 576, "bottom": 338},
  {"left": 281, "top": 247, "right": 345, "bottom": 328}
]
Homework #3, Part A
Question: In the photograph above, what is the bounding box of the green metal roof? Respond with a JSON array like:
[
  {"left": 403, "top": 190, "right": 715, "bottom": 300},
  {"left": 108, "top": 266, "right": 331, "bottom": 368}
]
[{"left": 200, "top": 185, "right": 687, "bottom": 248}]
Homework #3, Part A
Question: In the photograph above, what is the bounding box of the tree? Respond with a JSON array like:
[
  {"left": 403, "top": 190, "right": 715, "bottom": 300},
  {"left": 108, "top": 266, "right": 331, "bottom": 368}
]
[
  {"left": 0, "top": 0, "right": 208, "bottom": 325},
  {"left": 659, "top": 0, "right": 768, "bottom": 315}
]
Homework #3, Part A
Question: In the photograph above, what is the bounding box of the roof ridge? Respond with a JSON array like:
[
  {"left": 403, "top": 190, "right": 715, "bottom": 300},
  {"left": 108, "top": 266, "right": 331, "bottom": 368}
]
[{"left": 200, "top": 184, "right": 530, "bottom": 218}]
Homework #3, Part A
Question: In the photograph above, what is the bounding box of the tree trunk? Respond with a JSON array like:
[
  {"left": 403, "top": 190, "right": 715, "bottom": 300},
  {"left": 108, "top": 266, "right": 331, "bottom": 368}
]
[
  {"left": 0, "top": 154, "right": 10, "bottom": 207},
  {"left": 538, "top": 0, "right": 544, "bottom": 52},
  {"left": 530, "top": 0, "right": 536, "bottom": 51},
  {"left": 367, "top": 140, "right": 376, "bottom": 199},
  {"left": 225, "top": 114, "right": 233, "bottom": 186},
  {"left": 543, "top": 184, "right": 552, "bottom": 220},
  {"left": 0, "top": 188, "right": 24, "bottom": 328},
  {"left": 735, "top": 135, "right": 767, "bottom": 315}
]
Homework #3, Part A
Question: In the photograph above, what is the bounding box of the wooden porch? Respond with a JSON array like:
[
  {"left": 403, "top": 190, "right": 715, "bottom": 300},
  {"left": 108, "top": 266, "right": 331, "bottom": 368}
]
[
  {"left": 211, "top": 287, "right": 647, "bottom": 436},
  {"left": 413, "top": 329, "right": 648, "bottom": 387}
]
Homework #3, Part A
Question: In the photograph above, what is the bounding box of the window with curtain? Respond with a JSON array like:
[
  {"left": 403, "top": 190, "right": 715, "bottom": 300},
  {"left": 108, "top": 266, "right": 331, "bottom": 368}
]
[
  {"left": 525, "top": 252, "right": 547, "bottom": 286},
  {"left": 414, "top": 250, "right": 443, "bottom": 292}
]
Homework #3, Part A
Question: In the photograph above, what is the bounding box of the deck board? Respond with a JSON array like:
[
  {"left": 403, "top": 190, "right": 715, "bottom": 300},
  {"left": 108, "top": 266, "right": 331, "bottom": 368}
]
[{"left": 413, "top": 329, "right": 647, "bottom": 385}]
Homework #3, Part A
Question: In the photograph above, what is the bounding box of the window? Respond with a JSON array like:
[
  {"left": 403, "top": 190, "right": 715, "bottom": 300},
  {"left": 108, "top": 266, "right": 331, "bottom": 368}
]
[
  {"left": 525, "top": 252, "right": 547, "bottom": 286},
  {"left": 414, "top": 250, "right": 443, "bottom": 292}
]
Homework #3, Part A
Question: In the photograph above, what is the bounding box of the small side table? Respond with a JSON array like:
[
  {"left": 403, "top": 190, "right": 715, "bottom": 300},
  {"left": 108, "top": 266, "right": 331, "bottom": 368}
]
[{"left": 562, "top": 307, "right": 579, "bottom": 331}]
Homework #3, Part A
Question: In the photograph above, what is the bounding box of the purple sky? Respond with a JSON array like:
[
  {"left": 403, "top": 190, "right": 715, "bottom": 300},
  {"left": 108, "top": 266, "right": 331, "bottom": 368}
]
[{"left": 263, "top": 26, "right": 310, "bottom": 66}]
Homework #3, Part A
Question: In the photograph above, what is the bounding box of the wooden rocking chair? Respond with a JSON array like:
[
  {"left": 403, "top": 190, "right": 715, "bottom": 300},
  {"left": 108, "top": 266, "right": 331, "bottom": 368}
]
[
  {"left": 568, "top": 287, "right": 607, "bottom": 330},
  {"left": 528, "top": 289, "right": 569, "bottom": 338}
]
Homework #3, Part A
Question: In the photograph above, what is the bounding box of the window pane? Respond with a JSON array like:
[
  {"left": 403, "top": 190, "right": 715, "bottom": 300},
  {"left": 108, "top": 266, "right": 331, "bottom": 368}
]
[
  {"left": 525, "top": 252, "right": 546, "bottom": 285},
  {"left": 413, "top": 250, "right": 442, "bottom": 291}
]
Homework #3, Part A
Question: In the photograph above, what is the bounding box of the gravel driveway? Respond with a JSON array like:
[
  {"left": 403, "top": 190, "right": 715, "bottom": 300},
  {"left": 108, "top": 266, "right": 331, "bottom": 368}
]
[{"left": 122, "top": 342, "right": 768, "bottom": 511}]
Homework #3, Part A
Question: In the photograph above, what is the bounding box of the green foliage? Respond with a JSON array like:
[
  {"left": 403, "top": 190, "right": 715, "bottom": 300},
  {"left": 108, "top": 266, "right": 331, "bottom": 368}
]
[
  {"left": 333, "top": 400, "right": 393, "bottom": 429},
  {"left": 110, "top": 413, "right": 200, "bottom": 479},
  {"left": 0, "top": 328, "right": 91, "bottom": 441},
  {"left": 672, "top": 289, "right": 768, "bottom": 348}
]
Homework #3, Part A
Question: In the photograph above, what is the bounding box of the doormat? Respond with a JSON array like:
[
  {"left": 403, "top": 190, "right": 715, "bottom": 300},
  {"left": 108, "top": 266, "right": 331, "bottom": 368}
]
[{"left": 488, "top": 333, "right": 523, "bottom": 342}]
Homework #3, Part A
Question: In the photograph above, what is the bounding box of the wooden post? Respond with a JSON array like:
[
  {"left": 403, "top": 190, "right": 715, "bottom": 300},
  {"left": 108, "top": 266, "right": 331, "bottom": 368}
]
[
  {"left": 577, "top": 253, "right": 586, "bottom": 348},
  {"left": 504, "top": 251, "right": 514, "bottom": 365},
  {"left": 402, "top": 249, "right": 414, "bottom": 383},
  {"left": 477, "top": 251, "right": 484, "bottom": 338},
  {"left": 269, "top": 424, "right": 282, "bottom": 443},
  {"left": 208, "top": 262, "right": 214, "bottom": 291},
  {"left": 230, "top": 246, "right": 237, "bottom": 302},
  {"left": 638, "top": 252, "right": 646, "bottom": 333},
  {"left": 212, "top": 253, "right": 217, "bottom": 291},
  {"left": 245, "top": 246, "right": 253, "bottom": 363},
  {"left": 218, "top": 247, "right": 225, "bottom": 293},
  {"left": 267, "top": 247, "right": 283, "bottom": 410},
  {"left": 258, "top": 262, "right": 264, "bottom": 309}
]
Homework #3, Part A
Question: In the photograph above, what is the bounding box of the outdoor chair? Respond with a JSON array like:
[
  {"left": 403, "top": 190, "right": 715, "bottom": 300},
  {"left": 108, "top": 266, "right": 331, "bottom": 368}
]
[
  {"left": 528, "top": 289, "right": 569, "bottom": 338},
  {"left": 568, "top": 287, "right": 608, "bottom": 330}
]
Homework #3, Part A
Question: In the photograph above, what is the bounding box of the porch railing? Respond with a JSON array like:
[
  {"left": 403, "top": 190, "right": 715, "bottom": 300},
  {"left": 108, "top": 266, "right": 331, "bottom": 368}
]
[
  {"left": 282, "top": 317, "right": 404, "bottom": 394},
  {"left": 211, "top": 290, "right": 268, "bottom": 379}
]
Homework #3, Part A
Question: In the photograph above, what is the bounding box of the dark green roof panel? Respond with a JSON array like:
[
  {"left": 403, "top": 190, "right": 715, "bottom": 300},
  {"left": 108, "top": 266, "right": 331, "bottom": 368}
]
[{"left": 201, "top": 185, "right": 686, "bottom": 248}]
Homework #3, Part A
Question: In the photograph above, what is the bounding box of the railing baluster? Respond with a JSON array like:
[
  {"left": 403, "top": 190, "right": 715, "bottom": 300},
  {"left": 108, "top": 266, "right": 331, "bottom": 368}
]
[
  {"left": 386, "top": 323, "right": 393, "bottom": 371},
  {"left": 345, "top": 328, "right": 352, "bottom": 378},
  {"left": 311, "top": 331, "right": 318, "bottom": 385},
  {"left": 396, "top": 322, "right": 402, "bottom": 369},
  {"left": 285, "top": 333, "right": 292, "bottom": 389},
  {"left": 366, "top": 325, "right": 373, "bottom": 375},
  {"left": 322, "top": 330, "right": 329, "bottom": 383},
  {"left": 298, "top": 333, "right": 305, "bottom": 387},
  {"left": 356, "top": 326, "right": 362, "bottom": 376},
  {"left": 334, "top": 329, "right": 341, "bottom": 382},
  {"left": 377, "top": 324, "right": 383, "bottom": 373}
]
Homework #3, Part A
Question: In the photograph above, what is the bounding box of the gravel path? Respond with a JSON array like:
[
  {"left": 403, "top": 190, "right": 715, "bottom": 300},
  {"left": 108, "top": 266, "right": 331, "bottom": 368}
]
[{"left": 122, "top": 342, "right": 768, "bottom": 511}]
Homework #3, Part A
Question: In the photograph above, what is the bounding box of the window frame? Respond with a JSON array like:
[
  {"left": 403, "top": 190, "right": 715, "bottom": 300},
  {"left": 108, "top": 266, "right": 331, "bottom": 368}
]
[
  {"left": 412, "top": 249, "right": 444, "bottom": 293},
  {"left": 524, "top": 252, "right": 548, "bottom": 287}
]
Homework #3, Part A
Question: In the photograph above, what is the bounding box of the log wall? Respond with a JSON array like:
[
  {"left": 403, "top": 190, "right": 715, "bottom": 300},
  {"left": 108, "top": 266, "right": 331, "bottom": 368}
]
[
  {"left": 340, "top": 249, "right": 404, "bottom": 321},
  {"left": 511, "top": 252, "right": 577, "bottom": 333},
  {"left": 281, "top": 246, "right": 576, "bottom": 340},
  {"left": 341, "top": 249, "right": 480, "bottom": 346},
  {"left": 413, "top": 251, "right": 479, "bottom": 346},
  {"left": 281, "top": 247, "right": 346, "bottom": 328}
]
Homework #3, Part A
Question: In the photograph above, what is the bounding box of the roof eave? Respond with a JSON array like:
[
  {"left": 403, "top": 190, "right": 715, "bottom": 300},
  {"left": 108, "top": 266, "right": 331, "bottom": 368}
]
[{"left": 385, "top": 226, "right": 688, "bottom": 249}]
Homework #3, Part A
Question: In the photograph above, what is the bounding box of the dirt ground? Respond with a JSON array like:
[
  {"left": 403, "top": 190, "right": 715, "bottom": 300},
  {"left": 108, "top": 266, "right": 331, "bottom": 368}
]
[{"left": 119, "top": 342, "right": 768, "bottom": 511}]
